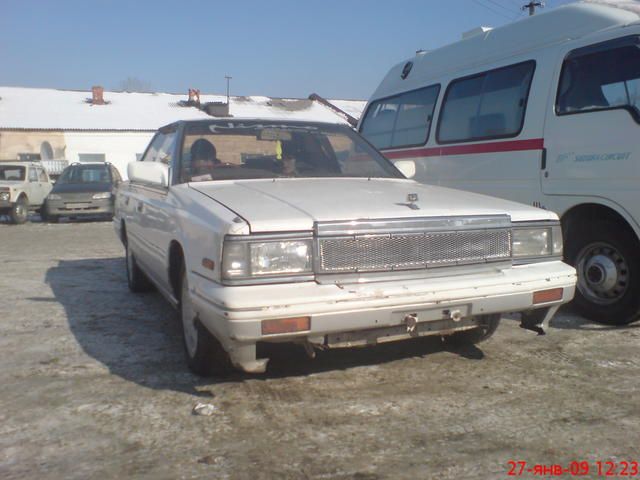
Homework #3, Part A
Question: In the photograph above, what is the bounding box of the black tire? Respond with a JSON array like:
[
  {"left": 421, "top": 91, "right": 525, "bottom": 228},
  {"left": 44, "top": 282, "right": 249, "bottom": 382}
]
[
  {"left": 41, "top": 203, "right": 58, "bottom": 223},
  {"left": 565, "top": 220, "right": 640, "bottom": 325},
  {"left": 125, "top": 241, "right": 154, "bottom": 293},
  {"left": 179, "top": 266, "right": 232, "bottom": 376},
  {"left": 444, "top": 314, "right": 501, "bottom": 346},
  {"left": 10, "top": 196, "right": 28, "bottom": 224}
]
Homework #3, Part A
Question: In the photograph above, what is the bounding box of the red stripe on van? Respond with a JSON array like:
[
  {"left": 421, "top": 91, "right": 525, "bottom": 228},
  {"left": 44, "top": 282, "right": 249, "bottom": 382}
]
[{"left": 383, "top": 138, "right": 544, "bottom": 159}]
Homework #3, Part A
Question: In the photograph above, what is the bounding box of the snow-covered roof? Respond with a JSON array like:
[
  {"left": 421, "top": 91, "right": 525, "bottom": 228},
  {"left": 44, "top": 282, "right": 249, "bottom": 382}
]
[{"left": 0, "top": 86, "right": 366, "bottom": 131}]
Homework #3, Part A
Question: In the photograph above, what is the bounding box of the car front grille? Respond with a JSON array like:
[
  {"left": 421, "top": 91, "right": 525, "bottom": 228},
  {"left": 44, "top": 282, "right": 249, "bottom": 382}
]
[{"left": 315, "top": 216, "right": 512, "bottom": 274}]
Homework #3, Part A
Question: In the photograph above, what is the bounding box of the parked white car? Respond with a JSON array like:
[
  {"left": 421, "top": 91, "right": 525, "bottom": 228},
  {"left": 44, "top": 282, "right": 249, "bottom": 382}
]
[
  {"left": 114, "top": 119, "right": 576, "bottom": 375},
  {"left": 0, "top": 162, "right": 53, "bottom": 224}
]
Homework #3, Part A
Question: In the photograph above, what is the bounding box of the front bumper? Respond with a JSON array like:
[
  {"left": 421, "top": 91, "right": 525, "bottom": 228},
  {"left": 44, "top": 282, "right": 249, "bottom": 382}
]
[
  {"left": 190, "top": 260, "right": 576, "bottom": 372},
  {"left": 46, "top": 197, "right": 114, "bottom": 217}
]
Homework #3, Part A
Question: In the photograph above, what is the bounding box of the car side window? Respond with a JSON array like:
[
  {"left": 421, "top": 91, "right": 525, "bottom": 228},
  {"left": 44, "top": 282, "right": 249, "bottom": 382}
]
[
  {"left": 28, "top": 167, "right": 38, "bottom": 182},
  {"left": 556, "top": 36, "right": 640, "bottom": 122},
  {"left": 38, "top": 168, "right": 48, "bottom": 182},
  {"left": 141, "top": 130, "right": 177, "bottom": 164}
]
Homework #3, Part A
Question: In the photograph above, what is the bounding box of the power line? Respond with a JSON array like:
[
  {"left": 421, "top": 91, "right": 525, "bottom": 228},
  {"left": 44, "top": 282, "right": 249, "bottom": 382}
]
[
  {"left": 484, "top": 0, "right": 519, "bottom": 14},
  {"left": 472, "top": 0, "right": 513, "bottom": 20}
]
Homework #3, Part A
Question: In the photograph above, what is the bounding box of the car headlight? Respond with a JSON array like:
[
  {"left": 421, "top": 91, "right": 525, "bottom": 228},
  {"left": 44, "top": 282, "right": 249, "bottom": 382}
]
[
  {"left": 0, "top": 189, "right": 10, "bottom": 202},
  {"left": 222, "top": 238, "right": 313, "bottom": 281},
  {"left": 512, "top": 224, "right": 563, "bottom": 258},
  {"left": 92, "top": 192, "right": 112, "bottom": 199},
  {"left": 47, "top": 193, "right": 62, "bottom": 200}
]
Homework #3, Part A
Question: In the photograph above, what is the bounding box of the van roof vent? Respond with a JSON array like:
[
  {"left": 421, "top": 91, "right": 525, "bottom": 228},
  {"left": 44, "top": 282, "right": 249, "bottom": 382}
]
[{"left": 462, "top": 26, "right": 492, "bottom": 39}]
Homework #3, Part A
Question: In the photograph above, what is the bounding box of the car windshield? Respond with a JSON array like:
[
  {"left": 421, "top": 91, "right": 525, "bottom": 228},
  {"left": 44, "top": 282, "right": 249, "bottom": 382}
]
[
  {"left": 58, "top": 165, "right": 110, "bottom": 184},
  {"left": 179, "top": 121, "right": 403, "bottom": 183},
  {"left": 0, "top": 166, "right": 26, "bottom": 181}
]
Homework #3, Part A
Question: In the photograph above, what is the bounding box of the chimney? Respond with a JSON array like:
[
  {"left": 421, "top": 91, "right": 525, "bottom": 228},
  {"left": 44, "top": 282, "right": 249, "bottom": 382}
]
[
  {"left": 188, "top": 88, "right": 201, "bottom": 105},
  {"left": 92, "top": 86, "right": 105, "bottom": 105}
]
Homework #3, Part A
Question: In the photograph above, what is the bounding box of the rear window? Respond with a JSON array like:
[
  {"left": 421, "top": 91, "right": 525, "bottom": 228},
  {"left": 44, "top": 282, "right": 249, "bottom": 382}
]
[
  {"left": 556, "top": 36, "right": 640, "bottom": 122},
  {"left": 360, "top": 84, "right": 440, "bottom": 150},
  {"left": 437, "top": 61, "right": 535, "bottom": 144}
]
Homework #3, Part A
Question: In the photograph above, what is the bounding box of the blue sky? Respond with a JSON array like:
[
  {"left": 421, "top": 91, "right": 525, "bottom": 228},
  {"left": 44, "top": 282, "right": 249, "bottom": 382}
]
[{"left": 0, "top": 0, "right": 573, "bottom": 100}]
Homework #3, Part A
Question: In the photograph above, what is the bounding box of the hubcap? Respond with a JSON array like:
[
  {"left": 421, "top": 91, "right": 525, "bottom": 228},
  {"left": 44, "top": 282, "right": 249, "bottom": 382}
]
[
  {"left": 576, "top": 242, "right": 629, "bottom": 305},
  {"left": 16, "top": 202, "right": 26, "bottom": 218},
  {"left": 181, "top": 275, "right": 198, "bottom": 358}
]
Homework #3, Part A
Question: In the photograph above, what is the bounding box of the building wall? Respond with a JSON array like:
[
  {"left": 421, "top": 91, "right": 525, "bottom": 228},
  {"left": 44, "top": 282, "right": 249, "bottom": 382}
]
[
  {"left": 0, "top": 130, "right": 153, "bottom": 179},
  {"left": 0, "top": 130, "right": 66, "bottom": 160},
  {"left": 63, "top": 131, "right": 154, "bottom": 179}
]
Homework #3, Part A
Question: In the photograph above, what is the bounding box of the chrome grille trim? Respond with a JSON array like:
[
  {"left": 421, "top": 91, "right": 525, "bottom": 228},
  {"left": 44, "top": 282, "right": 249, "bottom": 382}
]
[
  {"left": 315, "top": 215, "right": 511, "bottom": 236},
  {"left": 315, "top": 216, "right": 512, "bottom": 274}
]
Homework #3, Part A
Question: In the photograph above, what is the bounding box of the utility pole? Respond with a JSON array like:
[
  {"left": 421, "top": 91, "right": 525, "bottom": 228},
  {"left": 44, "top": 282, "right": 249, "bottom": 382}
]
[
  {"left": 522, "top": 1, "right": 544, "bottom": 16},
  {"left": 225, "top": 75, "right": 232, "bottom": 105}
]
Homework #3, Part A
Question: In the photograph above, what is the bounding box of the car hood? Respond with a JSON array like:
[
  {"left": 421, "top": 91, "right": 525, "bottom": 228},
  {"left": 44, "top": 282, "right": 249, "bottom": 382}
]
[
  {"left": 189, "top": 178, "right": 556, "bottom": 233},
  {"left": 51, "top": 183, "right": 111, "bottom": 194}
]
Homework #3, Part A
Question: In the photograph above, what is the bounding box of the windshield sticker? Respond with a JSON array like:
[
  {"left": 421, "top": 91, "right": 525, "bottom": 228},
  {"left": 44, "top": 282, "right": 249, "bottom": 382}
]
[{"left": 208, "top": 123, "right": 319, "bottom": 134}]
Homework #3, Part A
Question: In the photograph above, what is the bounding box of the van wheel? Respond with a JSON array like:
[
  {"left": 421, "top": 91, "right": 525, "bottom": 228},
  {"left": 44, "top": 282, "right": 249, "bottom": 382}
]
[
  {"left": 125, "top": 241, "right": 154, "bottom": 293},
  {"left": 566, "top": 221, "right": 640, "bottom": 325},
  {"left": 179, "top": 266, "right": 232, "bottom": 376},
  {"left": 444, "top": 314, "right": 501, "bottom": 346},
  {"left": 10, "top": 196, "right": 29, "bottom": 224}
]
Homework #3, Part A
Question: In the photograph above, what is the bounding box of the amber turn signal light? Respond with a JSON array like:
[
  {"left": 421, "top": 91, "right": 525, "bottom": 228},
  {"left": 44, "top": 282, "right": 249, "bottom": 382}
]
[
  {"left": 261, "top": 317, "right": 310, "bottom": 335},
  {"left": 533, "top": 288, "right": 563, "bottom": 305}
]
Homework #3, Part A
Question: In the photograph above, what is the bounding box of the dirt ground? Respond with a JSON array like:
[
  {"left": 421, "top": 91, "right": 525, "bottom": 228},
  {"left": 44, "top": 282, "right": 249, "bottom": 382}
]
[{"left": 1, "top": 219, "right": 639, "bottom": 480}]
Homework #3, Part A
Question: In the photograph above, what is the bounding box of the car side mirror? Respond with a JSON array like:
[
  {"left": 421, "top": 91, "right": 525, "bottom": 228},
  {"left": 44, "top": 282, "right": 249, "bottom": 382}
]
[
  {"left": 127, "top": 162, "right": 169, "bottom": 188},
  {"left": 394, "top": 160, "right": 416, "bottom": 179}
]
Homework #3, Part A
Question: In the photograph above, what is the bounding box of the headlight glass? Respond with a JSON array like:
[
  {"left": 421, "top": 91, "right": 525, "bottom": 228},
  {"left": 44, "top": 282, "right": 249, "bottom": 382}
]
[
  {"left": 512, "top": 225, "right": 563, "bottom": 258},
  {"left": 47, "top": 193, "right": 62, "bottom": 200},
  {"left": 0, "top": 190, "right": 10, "bottom": 202},
  {"left": 222, "top": 238, "right": 312, "bottom": 280},
  {"left": 92, "top": 192, "right": 112, "bottom": 199}
]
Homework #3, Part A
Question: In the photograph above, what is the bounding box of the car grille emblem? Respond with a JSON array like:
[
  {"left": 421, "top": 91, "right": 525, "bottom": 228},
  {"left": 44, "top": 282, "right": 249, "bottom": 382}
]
[{"left": 397, "top": 193, "right": 420, "bottom": 210}]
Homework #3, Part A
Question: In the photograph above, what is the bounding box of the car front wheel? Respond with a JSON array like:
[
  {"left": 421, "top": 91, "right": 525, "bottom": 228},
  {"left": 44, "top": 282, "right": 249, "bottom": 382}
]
[
  {"left": 10, "top": 196, "right": 28, "bottom": 224},
  {"left": 179, "top": 266, "right": 232, "bottom": 376}
]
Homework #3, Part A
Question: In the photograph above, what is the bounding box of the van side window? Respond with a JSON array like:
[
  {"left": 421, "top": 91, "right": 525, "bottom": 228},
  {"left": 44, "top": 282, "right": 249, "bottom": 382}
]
[
  {"left": 437, "top": 61, "right": 535, "bottom": 144},
  {"left": 360, "top": 84, "right": 440, "bottom": 150},
  {"left": 556, "top": 36, "right": 640, "bottom": 122}
]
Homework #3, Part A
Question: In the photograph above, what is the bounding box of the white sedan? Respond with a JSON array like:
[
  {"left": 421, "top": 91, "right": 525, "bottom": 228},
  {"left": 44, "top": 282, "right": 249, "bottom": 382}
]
[{"left": 114, "top": 119, "right": 576, "bottom": 375}]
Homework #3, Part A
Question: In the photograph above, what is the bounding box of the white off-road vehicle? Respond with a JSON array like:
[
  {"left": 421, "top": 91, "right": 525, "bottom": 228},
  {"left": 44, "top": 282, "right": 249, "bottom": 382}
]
[{"left": 0, "top": 162, "right": 53, "bottom": 224}]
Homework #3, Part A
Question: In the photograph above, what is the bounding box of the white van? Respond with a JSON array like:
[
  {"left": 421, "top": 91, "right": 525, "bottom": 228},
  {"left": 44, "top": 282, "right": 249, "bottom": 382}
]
[{"left": 359, "top": 2, "right": 640, "bottom": 325}]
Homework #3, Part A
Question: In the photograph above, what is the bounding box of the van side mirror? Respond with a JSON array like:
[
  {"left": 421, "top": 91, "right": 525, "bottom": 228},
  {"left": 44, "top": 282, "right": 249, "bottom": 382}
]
[
  {"left": 128, "top": 162, "right": 169, "bottom": 188},
  {"left": 394, "top": 160, "right": 416, "bottom": 179}
]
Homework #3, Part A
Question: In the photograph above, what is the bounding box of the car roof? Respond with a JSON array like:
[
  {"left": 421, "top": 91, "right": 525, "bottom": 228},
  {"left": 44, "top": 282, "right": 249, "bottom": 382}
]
[{"left": 160, "top": 117, "right": 353, "bottom": 130}]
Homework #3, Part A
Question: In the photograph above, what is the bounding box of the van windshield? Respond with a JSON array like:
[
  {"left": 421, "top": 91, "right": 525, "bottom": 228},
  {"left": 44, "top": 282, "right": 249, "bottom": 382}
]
[{"left": 179, "top": 121, "right": 403, "bottom": 183}]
